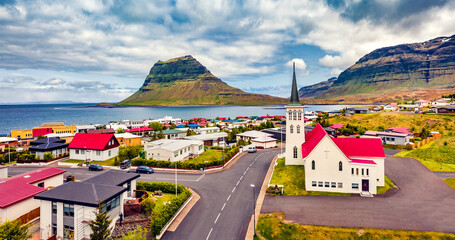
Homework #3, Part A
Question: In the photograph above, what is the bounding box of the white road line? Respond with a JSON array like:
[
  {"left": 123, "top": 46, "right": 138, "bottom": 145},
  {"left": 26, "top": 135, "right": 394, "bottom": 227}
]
[
  {"left": 240, "top": 176, "right": 243, "bottom": 180},
  {"left": 214, "top": 213, "right": 221, "bottom": 224},
  {"left": 243, "top": 170, "right": 247, "bottom": 175},
  {"left": 232, "top": 186, "right": 236, "bottom": 193},
  {"left": 221, "top": 203, "right": 226, "bottom": 211},
  {"left": 227, "top": 195, "right": 231, "bottom": 201},
  {"left": 196, "top": 174, "right": 205, "bottom": 181},
  {"left": 206, "top": 228, "right": 213, "bottom": 240},
  {"left": 247, "top": 167, "right": 249, "bottom": 170},
  {"left": 236, "top": 180, "right": 240, "bottom": 186}
]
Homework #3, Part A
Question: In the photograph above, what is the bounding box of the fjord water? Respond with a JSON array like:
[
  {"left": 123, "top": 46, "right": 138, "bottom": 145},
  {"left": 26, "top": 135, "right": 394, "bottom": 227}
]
[{"left": 0, "top": 103, "right": 348, "bottom": 133}]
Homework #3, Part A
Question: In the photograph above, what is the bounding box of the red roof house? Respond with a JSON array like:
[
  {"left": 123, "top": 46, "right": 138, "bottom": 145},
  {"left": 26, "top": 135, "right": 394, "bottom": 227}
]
[
  {"left": 384, "top": 127, "right": 414, "bottom": 136},
  {"left": 68, "top": 133, "right": 119, "bottom": 161},
  {"left": 125, "top": 127, "right": 154, "bottom": 137}
]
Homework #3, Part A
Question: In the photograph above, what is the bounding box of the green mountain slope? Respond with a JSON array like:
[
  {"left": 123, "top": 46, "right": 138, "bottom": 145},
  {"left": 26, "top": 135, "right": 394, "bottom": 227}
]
[
  {"left": 119, "top": 55, "right": 286, "bottom": 106},
  {"left": 299, "top": 35, "right": 455, "bottom": 104}
]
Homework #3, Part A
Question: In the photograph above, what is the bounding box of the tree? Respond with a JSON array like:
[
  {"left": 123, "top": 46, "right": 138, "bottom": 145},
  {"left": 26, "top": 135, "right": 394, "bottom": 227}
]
[
  {"left": 148, "top": 122, "right": 164, "bottom": 131},
  {"left": 0, "top": 219, "right": 32, "bottom": 240},
  {"left": 116, "top": 128, "right": 126, "bottom": 133},
  {"left": 89, "top": 202, "right": 112, "bottom": 240},
  {"left": 186, "top": 129, "right": 197, "bottom": 136},
  {"left": 420, "top": 124, "right": 431, "bottom": 139}
]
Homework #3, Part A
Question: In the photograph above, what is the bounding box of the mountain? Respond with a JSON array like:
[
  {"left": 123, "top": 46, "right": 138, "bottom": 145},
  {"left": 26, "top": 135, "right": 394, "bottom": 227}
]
[
  {"left": 299, "top": 35, "right": 455, "bottom": 104},
  {"left": 118, "top": 55, "right": 286, "bottom": 106}
]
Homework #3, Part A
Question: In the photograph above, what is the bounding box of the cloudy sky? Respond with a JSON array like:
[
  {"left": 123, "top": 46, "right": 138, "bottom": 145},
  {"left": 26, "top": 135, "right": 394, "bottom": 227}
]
[{"left": 1, "top": 0, "right": 454, "bottom": 103}]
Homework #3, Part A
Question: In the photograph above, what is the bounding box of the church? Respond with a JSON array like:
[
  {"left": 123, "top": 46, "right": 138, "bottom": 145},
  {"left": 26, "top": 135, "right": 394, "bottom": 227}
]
[{"left": 284, "top": 63, "right": 385, "bottom": 195}]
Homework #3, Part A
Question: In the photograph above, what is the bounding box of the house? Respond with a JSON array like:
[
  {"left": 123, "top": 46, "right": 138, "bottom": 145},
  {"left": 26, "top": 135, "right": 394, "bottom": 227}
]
[
  {"left": 415, "top": 99, "right": 431, "bottom": 107},
  {"left": 197, "top": 127, "right": 220, "bottom": 135},
  {"left": 159, "top": 129, "right": 187, "bottom": 139},
  {"left": 327, "top": 110, "right": 342, "bottom": 117},
  {"left": 0, "top": 168, "right": 66, "bottom": 223},
  {"left": 236, "top": 130, "right": 277, "bottom": 149},
  {"left": 433, "top": 106, "right": 455, "bottom": 113},
  {"left": 87, "top": 128, "right": 116, "bottom": 134},
  {"left": 114, "top": 133, "right": 142, "bottom": 147},
  {"left": 33, "top": 128, "right": 53, "bottom": 138},
  {"left": 35, "top": 122, "right": 77, "bottom": 135},
  {"left": 364, "top": 131, "right": 410, "bottom": 145},
  {"left": 75, "top": 125, "right": 96, "bottom": 133},
  {"left": 284, "top": 64, "right": 385, "bottom": 195},
  {"left": 346, "top": 107, "right": 369, "bottom": 115},
  {"left": 0, "top": 137, "right": 18, "bottom": 152},
  {"left": 29, "top": 138, "right": 69, "bottom": 160},
  {"left": 384, "top": 127, "right": 414, "bottom": 137},
  {"left": 68, "top": 133, "right": 119, "bottom": 161},
  {"left": 236, "top": 130, "right": 273, "bottom": 142},
  {"left": 262, "top": 127, "right": 286, "bottom": 141},
  {"left": 145, "top": 116, "right": 182, "bottom": 125},
  {"left": 35, "top": 170, "right": 139, "bottom": 240},
  {"left": 10, "top": 128, "right": 33, "bottom": 140},
  {"left": 121, "top": 120, "right": 146, "bottom": 129},
  {"left": 383, "top": 103, "right": 398, "bottom": 111},
  {"left": 144, "top": 139, "right": 204, "bottom": 161},
  {"left": 45, "top": 133, "right": 75, "bottom": 144},
  {"left": 126, "top": 127, "right": 155, "bottom": 137},
  {"left": 184, "top": 132, "right": 228, "bottom": 147},
  {"left": 106, "top": 123, "right": 128, "bottom": 131},
  {"left": 398, "top": 104, "right": 421, "bottom": 111},
  {"left": 432, "top": 99, "right": 449, "bottom": 106}
]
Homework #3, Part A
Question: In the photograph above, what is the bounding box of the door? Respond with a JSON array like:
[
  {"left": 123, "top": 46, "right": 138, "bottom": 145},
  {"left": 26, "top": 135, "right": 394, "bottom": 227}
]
[{"left": 362, "top": 179, "right": 369, "bottom": 192}]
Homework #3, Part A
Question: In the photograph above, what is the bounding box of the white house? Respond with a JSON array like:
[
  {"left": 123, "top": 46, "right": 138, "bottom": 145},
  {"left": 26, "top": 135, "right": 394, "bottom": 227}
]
[
  {"left": 184, "top": 132, "right": 227, "bottom": 147},
  {"left": 414, "top": 99, "right": 431, "bottom": 107},
  {"left": 236, "top": 130, "right": 277, "bottom": 149},
  {"left": 0, "top": 168, "right": 65, "bottom": 223},
  {"left": 197, "top": 127, "right": 220, "bottom": 135},
  {"left": 144, "top": 139, "right": 204, "bottom": 161},
  {"left": 75, "top": 125, "right": 96, "bottom": 133},
  {"left": 121, "top": 120, "right": 146, "bottom": 129},
  {"left": 284, "top": 63, "right": 385, "bottom": 195},
  {"left": 68, "top": 133, "right": 119, "bottom": 161},
  {"left": 364, "top": 131, "right": 411, "bottom": 145},
  {"left": 432, "top": 99, "right": 449, "bottom": 106},
  {"left": 35, "top": 170, "right": 139, "bottom": 240},
  {"left": 146, "top": 116, "right": 182, "bottom": 125}
]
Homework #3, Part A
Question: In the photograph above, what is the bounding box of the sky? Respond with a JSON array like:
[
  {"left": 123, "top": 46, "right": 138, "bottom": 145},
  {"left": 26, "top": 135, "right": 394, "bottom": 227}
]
[{"left": 1, "top": 0, "right": 455, "bottom": 103}]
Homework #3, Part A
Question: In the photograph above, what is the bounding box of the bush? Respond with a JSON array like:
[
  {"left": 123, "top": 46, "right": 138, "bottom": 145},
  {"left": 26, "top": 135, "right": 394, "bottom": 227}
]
[
  {"left": 43, "top": 152, "right": 55, "bottom": 161},
  {"left": 140, "top": 198, "right": 155, "bottom": 216}
]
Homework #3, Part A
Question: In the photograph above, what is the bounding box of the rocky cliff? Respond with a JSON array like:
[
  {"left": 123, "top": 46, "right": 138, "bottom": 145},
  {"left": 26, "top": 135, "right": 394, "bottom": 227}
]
[
  {"left": 119, "top": 55, "right": 286, "bottom": 106},
  {"left": 299, "top": 35, "right": 455, "bottom": 104}
]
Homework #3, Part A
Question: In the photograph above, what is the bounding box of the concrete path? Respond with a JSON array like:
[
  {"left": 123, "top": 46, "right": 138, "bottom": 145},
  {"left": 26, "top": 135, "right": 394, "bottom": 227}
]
[
  {"left": 261, "top": 156, "right": 455, "bottom": 233},
  {"left": 434, "top": 172, "right": 455, "bottom": 179}
]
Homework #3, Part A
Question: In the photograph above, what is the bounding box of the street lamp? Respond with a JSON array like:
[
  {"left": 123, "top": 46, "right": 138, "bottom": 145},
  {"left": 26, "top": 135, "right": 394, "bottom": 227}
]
[
  {"left": 250, "top": 184, "right": 256, "bottom": 236},
  {"left": 175, "top": 161, "right": 178, "bottom": 196}
]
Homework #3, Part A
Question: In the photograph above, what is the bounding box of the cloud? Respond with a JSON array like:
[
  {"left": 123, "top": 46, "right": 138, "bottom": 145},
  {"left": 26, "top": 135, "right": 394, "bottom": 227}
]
[
  {"left": 286, "top": 58, "right": 309, "bottom": 76},
  {"left": 42, "top": 78, "right": 66, "bottom": 85},
  {"left": 3, "top": 75, "right": 36, "bottom": 83}
]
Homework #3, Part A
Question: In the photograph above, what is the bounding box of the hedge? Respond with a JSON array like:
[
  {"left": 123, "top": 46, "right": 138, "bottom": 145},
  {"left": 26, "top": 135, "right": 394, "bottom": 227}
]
[{"left": 136, "top": 182, "right": 191, "bottom": 236}]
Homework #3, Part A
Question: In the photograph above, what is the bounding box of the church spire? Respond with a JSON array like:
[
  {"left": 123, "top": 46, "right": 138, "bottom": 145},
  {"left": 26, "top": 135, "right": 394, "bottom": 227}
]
[{"left": 290, "top": 62, "right": 300, "bottom": 105}]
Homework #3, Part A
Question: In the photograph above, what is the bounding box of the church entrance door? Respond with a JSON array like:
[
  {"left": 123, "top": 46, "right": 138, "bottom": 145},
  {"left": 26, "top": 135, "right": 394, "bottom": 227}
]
[{"left": 362, "top": 179, "right": 369, "bottom": 192}]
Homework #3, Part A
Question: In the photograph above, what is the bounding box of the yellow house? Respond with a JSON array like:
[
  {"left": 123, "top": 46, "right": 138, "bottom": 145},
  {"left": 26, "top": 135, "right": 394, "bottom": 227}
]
[
  {"left": 10, "top": 129, "right": 33, "bottom": 140},
  {"left": 34, "top": 122, "right": 78, "bottom": 134},
  {"left": 114, "top": 133, "right": 142, "bottom": 147}
]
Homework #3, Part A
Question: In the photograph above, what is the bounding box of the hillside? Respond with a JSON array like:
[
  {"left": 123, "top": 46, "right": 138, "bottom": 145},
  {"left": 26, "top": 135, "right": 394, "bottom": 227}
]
[
  {"left": 118, "top": 55, "right": 286, "bottom": 106},
  {"left": 299, "top": 35, "right": 455, "bottom": 104}
]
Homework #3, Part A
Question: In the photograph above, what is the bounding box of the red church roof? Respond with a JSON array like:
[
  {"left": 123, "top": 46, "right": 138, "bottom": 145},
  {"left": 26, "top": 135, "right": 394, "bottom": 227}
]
[
  {"left": 302, "top": 124, "right": 327, "bottom": 158},
  {"left": 69, "top": 133, "right": 118, "bottom": 150},
  {"left": 0, "top": 168, "right": 66, "bottom": 208},
  {"left": 351, "top": 159, "right": 377, "bottom": 165}
]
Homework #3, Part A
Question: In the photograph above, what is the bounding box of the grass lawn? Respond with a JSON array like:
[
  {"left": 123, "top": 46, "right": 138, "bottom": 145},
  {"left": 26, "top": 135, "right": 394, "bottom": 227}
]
[
  {"left": 256, "top": 212, "right": 455, "bottom": 240},
  {"left": 443, "top": 179, "right": 455, "bottom": 191},
  {"left": 377, "top": 176, "right": 396, "bottom": 194},
  {"left": 147, "top": 192, "right": 176, "bottom": 207},
  {"left": 61, "top": 157, "right": 117, "bottom": 166},
  {"left": 394, "top": 135, "right": 455, "bottom": 172},
  {"left": 269, "top": 158, "right": 349, "bottom": 196},
  {"left": 184, "top": 149, "right": 222, "bottom": 165}
]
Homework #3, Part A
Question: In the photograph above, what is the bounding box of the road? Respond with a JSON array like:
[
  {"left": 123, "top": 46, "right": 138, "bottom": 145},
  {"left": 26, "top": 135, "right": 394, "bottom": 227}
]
[{"left": 7, "top": 148, "right": 280, "bottom": 240}]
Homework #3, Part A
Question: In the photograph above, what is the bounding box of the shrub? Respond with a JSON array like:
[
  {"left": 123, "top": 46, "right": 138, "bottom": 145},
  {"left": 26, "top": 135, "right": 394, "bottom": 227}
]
[
  {"left": 43, "top": 152, "right": 55, "bottom": 161},
  {"left": 140, "top": 198, "right": 155, "bottom": 216}
]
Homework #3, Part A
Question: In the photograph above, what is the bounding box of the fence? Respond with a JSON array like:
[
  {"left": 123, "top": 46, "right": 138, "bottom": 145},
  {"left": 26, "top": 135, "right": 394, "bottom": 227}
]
[
  {"left": 412, "top": 135, "right": 442, "bottom": 149},
  {"left": 18, "top": 207, "right": 40, "bottom": 223}
]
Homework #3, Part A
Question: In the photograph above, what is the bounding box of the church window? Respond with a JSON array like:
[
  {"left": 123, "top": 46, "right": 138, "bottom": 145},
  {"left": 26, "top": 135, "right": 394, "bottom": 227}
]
[
  {"left": 366, "top": 169, "right": 369, "bottom": 176},
  {"left": 339, "top": 161, "right": 343, "bottom": 171},
  {"left": 290, "top": 125, "right": 294, "bottom": 134},
  {"left": 296, "top": 125, "right": 300, "bottom": 133},
  {"left": 311, "top": 160, "right": 315, "bottom": 170},
  {"left": 293, "top": 147, "right": 298, "bottom": 158},
  {"left": 325, "top": 182, "right": 329, "bottom": 187},
  {"left": 362, "top": 169, "right": 364, "bottom": 175},
  {"left": 352, "top": 183, "right": 359, "bottom": 189},
  {"left": 331, "top": 182, "right": 336, "bottom": 188},
  {"left": 318, "top": 181, "right": 323, "bottom": 187},
  {"left": 312, "top": 181, "right": 317, "bottom": 187},
  {"left": 293, "top": 111, "right": 297, "bottom": 120},
  {"left": 298, "top": 111, "right": 302, "bottom": 120},
  {"left": 338, "top": 182, "right": 343, "bottom": 188},
  {"left": 288, "top": 111, "right": 292, "bottom": 120},
  {"left": 356, "top": 168, "right": 359, "bottom": 175},
  {"left": 351, "top": 168, "right": 354, "bottom": 175}
]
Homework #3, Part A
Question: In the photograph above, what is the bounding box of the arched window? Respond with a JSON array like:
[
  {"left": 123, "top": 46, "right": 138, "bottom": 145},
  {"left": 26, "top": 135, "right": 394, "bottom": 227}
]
[
  {"left": 339, "top": 161, "right": 343, "bottom": 171},
  {"left": 296, "top": 125, "right": 300, "bottom": 134},
  {"left": 293, "top": 111, "right": 297, "bottom": 121},
  {"left": 290, "top": 125, "right": 294, "bottom": 133},
  {"left": 298, "top": 111, "right": 302, "bottom": 120},
  {"left": 288, "top": 111, "right": 292, "bottom": 120},
  {"left": 293, "top": 146, "right": 298, "bottom": 158},
  {"left": 312, "top": 160, "right": 315, "bottom": 170}
]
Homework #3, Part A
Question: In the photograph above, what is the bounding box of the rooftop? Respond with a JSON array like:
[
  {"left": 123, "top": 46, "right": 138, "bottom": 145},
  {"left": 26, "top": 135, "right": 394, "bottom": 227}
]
[
  {"left": 185, "top": 132, "right": 227, "bottom": 141},
  {"left": 146, "top": 139, "right": 203, "bottom": 152}
]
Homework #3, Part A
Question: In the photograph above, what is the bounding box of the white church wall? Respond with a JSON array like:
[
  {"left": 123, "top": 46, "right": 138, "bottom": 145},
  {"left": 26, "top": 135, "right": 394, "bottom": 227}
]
[{"left": 285, "top": 105, "right": 305, "bottom": 165}]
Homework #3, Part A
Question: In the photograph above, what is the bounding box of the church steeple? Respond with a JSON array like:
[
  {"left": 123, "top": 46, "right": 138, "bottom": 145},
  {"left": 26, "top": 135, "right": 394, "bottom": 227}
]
[{"left": 290, "top": 62, "right": 300, "bottom": 105}]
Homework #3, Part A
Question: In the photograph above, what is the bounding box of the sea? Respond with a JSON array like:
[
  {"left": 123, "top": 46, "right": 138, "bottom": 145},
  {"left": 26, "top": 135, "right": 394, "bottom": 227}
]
[{"left": 0, "top": 103, "right": 349, "bottom": 134}]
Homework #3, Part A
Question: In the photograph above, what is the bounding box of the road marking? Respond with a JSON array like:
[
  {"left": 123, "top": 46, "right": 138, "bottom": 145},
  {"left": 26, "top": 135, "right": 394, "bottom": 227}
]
[
  {"left": 196, "top": 174, "right": 205, "bottom": 181},
  {"left": 206, "top": 228, "right": 213, "bottom": 240},
  {"left": 214, "top": 212, "right": 221, "bottom": 224},
  {"left": 240, "top": 176, "right": 243, "bottom": 180},
  {"left": 247, "top": 167, "right": 249, "bottom": 170},
  {"left": 236, "top": 180, "right": 240, "bottom": 186},
  {"left": 232, "top": 186, "right": 236, "bottom": 193},
  {"left": 221, "top": 203, "right": 226, "bottom": 211},
  {"left": 244, "top": 170, "right": 247, "bottom": 175},
  {"left": 227, "top": 194, "right": 231, "bottom": 201}
]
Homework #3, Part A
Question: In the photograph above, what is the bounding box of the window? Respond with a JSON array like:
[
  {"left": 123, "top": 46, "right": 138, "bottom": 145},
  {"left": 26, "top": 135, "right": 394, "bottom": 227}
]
[
  {"left": 52, "top": 223, "right": 57, "bottom": 235},
  {"left": 362, "top": 169, "right": 364, "bottom": 175},
  {"left": 96, "top": 150, "right": 100, "bottom": 156},
  {"left": 63, "top": 225, "right": 74, "bottom": 240},
  {"left": 366, "top": 169, "right": 369, "bottom": 176},
  {"left": 312, "top": 181, "right": 317, "bottom": 187},
  {"left": 318, "top": 181, "right": 323, "bottom": 187},
  {"left": 352, "top": 183, "right": 359, "bottom": 189},
  {"left": 38, "top": 182, "right": 44, "bottom": 187},
  {"left": 290, "top": 125, "right": 293, "bottom": 133},
  {"left": 296, "top": 125, "right": 300, "bottom": 133},
  {"left": 101, "top": 196, "right": 120, "bottom": 213},
  {"left": 108, "top": 150, "right": 111, "bottom": 157},
  {"left": 63, "top": 204, "right": 74, "bottom": 217},
  {"left": 52, "top": 202, "right": 57, "bottom": 214},
  {"left": 351, "top": 168, "right": 354, "bottom": 175},
  {"left": 331, "top": 182, "right": 336, "bottom": 188},
  {"left": 339, "top": 161, "right": 343, "bottom": 171},
  {"left": 288, "top": 111, "right": 292, "bottom": 120},
  {"left": 75, "top": 149, "right": 79, "bottom": 154},
  {"left": 293, "top": 147, "right": 298, "bottom": 158},
  {"left": 325, "top": 182, "right": 329, "bottom": 187},
  {"left": 391, "top": 138, "right": 395, "bottom": 141},
  {"left": 312, "top": 160, "right": 315, "bottom": 170},
  {"left": 338, "top": 182, "right": 343, "bottom": 188},
  {"left": 174, "top": 151, "right": 178, "bottom": 157},
  {"left": 356, "top": 168, "right": 359, "bottom": 175},
  {"left": 298, "top": 111, "right": 302, "bottom": 120},
  {"left": 81, "top": 149, "right": 85, "bottom": 154},
  {"left": 180, "top": 150, "right": 183, "bottom": 155}
]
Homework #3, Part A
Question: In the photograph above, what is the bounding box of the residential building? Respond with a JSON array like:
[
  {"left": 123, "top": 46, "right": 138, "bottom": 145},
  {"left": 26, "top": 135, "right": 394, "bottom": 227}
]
[
  {"left": 236, "top": 130, "right": 274, "bottom": 142},
  {"left": 433, "top": 106, "right": 455, "bottom": 113},
  {"left": 415, "top": 99, "right": 431, "bottom": 107},
  {"left": 87, "top": 129, "right": 115, "bottom": 134},
  {"left": 68, "top": 133, "right": 119, "bottom": 161},
  {"left": 114, "top": 133, "right": 142, "bottom": 147},
  {"left": 0, "top": 168, "right": 66, "bottom": 223},
  {"left": 384, "top": 127, "right": 414, "bottom": 137},
  {"left": 346, "top": 107, "right": 369, "bottom": 115},
  {"left": 35, "top": 170, "right": 139, "bottom": 240},
  {"left": 106, "top": 123, "right": 128, "bottom": 131},
  {"left": 144, "top": 139, "right": 204, "bottom": 161},
  {"left": 262, "top": 127, "right": 286, "bottom": 141},
  {"left": 35, "top": 122, "right": 77, "bottom": 135},
  {"left": 0, "top": 137, "right": 18, "bottom": 152},
  {"left": 184, "top": 132, "right": 227, "bottom": 147},
  {"left": 159, "top": 129, "right": 187, "bottom": 139},
  {"left": 327, "top": 110, "right": 342, "bottom": 117},
  {"left": 10, "top": 129, "right": 33, "bottom": 140},
  {"left": 126, "top": 127, "right": 155, "bottom": 137},
  {"left": 146, "top": 116, "right": 182, "bottom": 125},
  {"left": 29, "top": 138, "right": 69, "bottom": 160},
  {"left": 383, "top": 104, "right": 398, "bottom": 111},
  {"left": 398, "top": 104, "right": 421, "bottom": 111},
  {"left": 250, "top": 135, "right": 277, "bottom": 149},
  {"left": 75, "top": 125, "right": 96, "bottom": 133},
  {"left": 364, "top": 131, "right": 411, "bottom": 145},
  {"left": 432, "top": 99, "right": 449, "bottom": 106},
  {"left": 197, "top": 127, "right": 220, "bottom": 135},
  {"left": 121, "top": 120, "right": 146, "bottom": 129},
  {"left": 44, "top": 133, "right": 75, "bottom": 144}
]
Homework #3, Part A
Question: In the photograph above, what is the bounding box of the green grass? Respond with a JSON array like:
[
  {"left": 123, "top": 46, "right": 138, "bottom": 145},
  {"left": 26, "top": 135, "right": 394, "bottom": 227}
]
[
  {"left": 377, "top": 176, "right": 396, "bottom": 194},
  {"left": 148, "top": 192, "right": 176, "bottom": 207},
  {"left": 443, "top": 179, "right": 455, "bottom": 191},
  {"left": 256, "top": 212, "right": 455, "bottom": 240},
  {"left": 184, "top": 149, "right": 222, "bottom": 165},
  {"left": 61, "top": 157, "right": 117, "bottom": 166},
  {"left": 269, "top": 158, "right": 349, "bottom": 196}
]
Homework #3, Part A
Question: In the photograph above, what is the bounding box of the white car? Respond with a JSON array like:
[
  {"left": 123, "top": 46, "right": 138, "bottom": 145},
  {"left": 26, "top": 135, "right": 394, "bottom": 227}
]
[{"left": 247, "top": 146, "right": 257, "bottom": 153}]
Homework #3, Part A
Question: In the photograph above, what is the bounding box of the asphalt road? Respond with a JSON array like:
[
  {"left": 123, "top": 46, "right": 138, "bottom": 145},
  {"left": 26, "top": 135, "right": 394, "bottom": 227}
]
[
  {"left": 262, "top": 156, "right": 455, "bottom": 233},
  {"left": 7, "top": 148, "right": 280, "bottom": 240}
]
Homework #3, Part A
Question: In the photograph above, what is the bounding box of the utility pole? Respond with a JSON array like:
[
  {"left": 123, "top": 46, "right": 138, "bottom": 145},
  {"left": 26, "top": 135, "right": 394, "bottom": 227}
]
[
  {"left": 175, "top": 161, "right": 178, "bottom": 196},
  {"left": 250, "top": 184, "right": 256, "bottom": 236}
]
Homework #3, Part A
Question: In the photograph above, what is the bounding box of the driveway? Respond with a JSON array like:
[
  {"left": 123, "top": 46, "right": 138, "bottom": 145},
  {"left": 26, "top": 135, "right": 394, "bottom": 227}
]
[{"left": 261, "top": 156, "right": 455, "bottom": 233}]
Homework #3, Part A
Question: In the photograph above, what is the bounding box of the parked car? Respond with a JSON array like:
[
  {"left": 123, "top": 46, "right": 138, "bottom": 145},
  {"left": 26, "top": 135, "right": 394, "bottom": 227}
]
[
  {"left": 248, "top": 146, "right": 257, "bottom": 153},
  {"left": 136, "top": 166, "right": 154, "bottom": 174},
  {"left": 120, "top": 159, "right": 131, "bottom": 169},
  {"left": 88, "top": 164, "right": 103, "bottom": 171}
]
